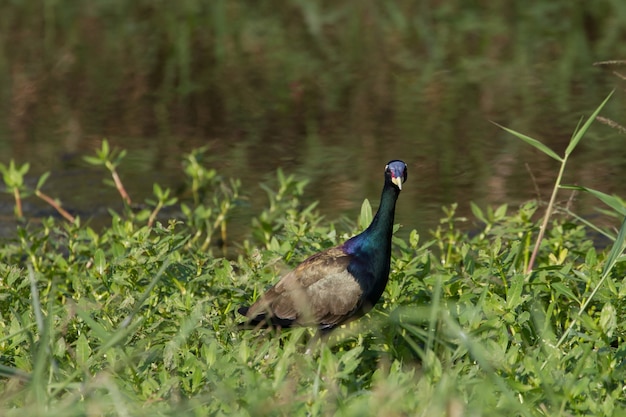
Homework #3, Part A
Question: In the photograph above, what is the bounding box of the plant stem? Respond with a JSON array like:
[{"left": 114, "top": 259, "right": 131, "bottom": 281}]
[
  {"left": 13, "top": 187, "right": 23, "bottom": 219},
  {"left": 111, "top": 168, "right": 131, "bottom": 205},
  {"left": 147, "top": 202, "right": 163, "bottom": 228},
  {"left": 36, "top": 190, "right": 76, "bottom": 223},
  {"left": 525, "top": 155, "right": 568, "bottom": 274}
]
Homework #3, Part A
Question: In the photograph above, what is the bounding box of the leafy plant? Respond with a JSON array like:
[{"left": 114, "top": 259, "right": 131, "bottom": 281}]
[
  {"left": 494, "top": 90, "right": 615, "bottom": 274},
  {"left": 496, "top": 91, "right": 626, "bottom": 353},
  {"left": 179, "top": 148, "right": 241, "bottom": 253},
  {"left": 0, "top": 160, "right": 30, "bottom": 218},
  {"left": 84, "top": 139, "right": 132, "bottom": 205},
  {"left": 0, "top": 161, "right": 75, "bottom": 222},
  {"left": 1, "top": 95, "right": 625, "bottom": 415}
]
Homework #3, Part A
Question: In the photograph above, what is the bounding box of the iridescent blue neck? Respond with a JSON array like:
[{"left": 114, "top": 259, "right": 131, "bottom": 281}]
[{"left": 343, "top": 182, "right": 399, "bottom": 255}]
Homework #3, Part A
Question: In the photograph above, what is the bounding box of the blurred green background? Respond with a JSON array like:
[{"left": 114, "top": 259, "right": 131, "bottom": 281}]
[{"left": 1, "top": 0, "right": 625, "bottom": 240}]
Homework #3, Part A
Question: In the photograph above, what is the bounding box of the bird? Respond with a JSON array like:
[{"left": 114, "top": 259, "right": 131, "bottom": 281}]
[{"left": 238, "top": 160, "right": 407, "bottom": 334}]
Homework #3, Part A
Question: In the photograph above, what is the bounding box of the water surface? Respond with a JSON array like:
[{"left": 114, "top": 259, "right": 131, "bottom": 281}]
[{"left": 1, "top": 2, "right": 625, "bottom": 247}]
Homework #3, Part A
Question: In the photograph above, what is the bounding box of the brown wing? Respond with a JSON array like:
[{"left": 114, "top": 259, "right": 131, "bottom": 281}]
[{"left": 244, "top": 247, "right": 364, "bottom": 328}]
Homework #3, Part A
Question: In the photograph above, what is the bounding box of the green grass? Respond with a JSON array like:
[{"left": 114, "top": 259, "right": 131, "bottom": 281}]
[{"left": 1, "top": 105, "right": 626, "bottom": 416}]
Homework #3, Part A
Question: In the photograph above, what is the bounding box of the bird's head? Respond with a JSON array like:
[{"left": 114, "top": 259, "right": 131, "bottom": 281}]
[{"left": 385, "top": 160, "right": 408, "bottom": 191}]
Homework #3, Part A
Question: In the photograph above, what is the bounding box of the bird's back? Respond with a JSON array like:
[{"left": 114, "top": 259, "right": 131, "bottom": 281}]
[{"left": 241, "top": 246, "right": 366, "bottom": 330}]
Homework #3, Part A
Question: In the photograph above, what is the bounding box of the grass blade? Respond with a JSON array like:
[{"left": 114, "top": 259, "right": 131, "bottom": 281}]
[
  {"left": 28, "top": 264, "right": 50, "bottom": 408},
  {"left": 601, "top": 216, "right": 626, "bottom": 277},
  {"left": 27, "top": 265, "right": 44, "bottom": 333},
  {"left": 561, "top": 207, "right": 615, "bottom": 241},
  {"left": 0, "top": 364, "right": 30, "bottom": 381},
  {"left": 493, "top": 122, "right": 563, "bottom": 162},
  {"left": 565, "top": 91, "right": 614, "bottom": 156},
  {"left": 560, "top": 185, "right": 626, "bottom": 216}
]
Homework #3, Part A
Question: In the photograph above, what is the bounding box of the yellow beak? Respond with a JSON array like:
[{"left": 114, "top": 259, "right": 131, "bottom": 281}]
[{"left": 391, "top": 176, "right": 403, "bottom": 190}]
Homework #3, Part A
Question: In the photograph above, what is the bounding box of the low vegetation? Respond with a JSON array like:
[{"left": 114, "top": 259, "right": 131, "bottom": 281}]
[{"left": 0, "top": 96, "right": 625, "bottom": 416}]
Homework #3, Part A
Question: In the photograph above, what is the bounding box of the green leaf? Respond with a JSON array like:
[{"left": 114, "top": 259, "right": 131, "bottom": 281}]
[
  {"left": 584, "top": 247, "right": 597, "bottom": 268},
  {"left": 409, "top": 229, "right": 420, "bottom": 248},
  {"left": 470, "top": 202, "right": 487, "bottom": 224},
  {"left": 337, "top": 345, "right": 363, "bottom": 378},
  {"left": 101, "top": 139, "right": 110, "bottom": 157},
  {"left": 153, "top": 183, "right": 163, "bottom": 199},
  {"left": 74, "top": 306, "right": 110, "bottom": 344},
  {"left": 599, "top": 303, "right": 617, "bottom": 337},
  {"left": 83, "top": 155, "right": 103, "bottom": 166},
  {"left": 113, "top": 149, "right": 127, "bottom": 166},
  {"left": 494, "top": 122, "right": 563, "bottom": 162},
  {"left": 560, "top": 185, "right": 626, "bottom": 216},
  {"left": 601, "top": 216, "right": 626, "bottom": 278},
  {"left": 551, "top": 282, "right": 579, "bottom": 303},
  {"left": 36, "top": 172, "right": 50, "bottom": 190},
  {"left": 75, "top": 333, "right": 91, "bottom": 366},
  {"left": 506, "top": 274, "right": 525, "bottom": 309},
  {"left": 494, "top": 204, "right": 508, "bottom": 220},
  {"left": 277, "top": 168, "right": 285, "bottom": 188},
  {"left": 94, "top": 249, "right": 106, "bottom": 276},
  {"left": 359, "top": 198, "right": 373, "bottom": 230},
  {"left": 565, "top": 90, "right": 614, "bottom": 157},
  {"left": 19, "top": 162, "right": 30, "bottom": 176}
]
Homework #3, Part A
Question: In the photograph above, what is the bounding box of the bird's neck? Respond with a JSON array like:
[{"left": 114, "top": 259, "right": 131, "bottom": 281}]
[
  {"left": 366, "top": 183, "right": 399, "bottom": 241},
  {"left": 347, "top": 183, "right": 399, "bottom": 253},
  {"left": 340, "top": 182, "right": 399, "bottom": 305}
]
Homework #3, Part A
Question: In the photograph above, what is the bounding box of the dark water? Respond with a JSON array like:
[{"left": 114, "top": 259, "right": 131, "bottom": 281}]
[
  {"left": 1, "top": 3, "right": 626, "bottom": 246},
  {"left": 1, "top": 74, "right": 624, "bottom": 248}
]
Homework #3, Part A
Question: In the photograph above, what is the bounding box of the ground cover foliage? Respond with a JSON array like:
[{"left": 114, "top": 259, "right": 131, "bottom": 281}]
[{"left": 1, "top": 113, "right": 626, "bottom": 415}]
